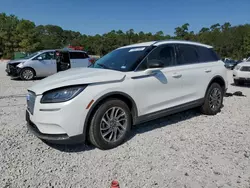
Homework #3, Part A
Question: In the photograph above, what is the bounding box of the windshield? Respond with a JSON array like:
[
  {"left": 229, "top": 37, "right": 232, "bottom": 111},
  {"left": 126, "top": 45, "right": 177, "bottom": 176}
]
[
  {"left": 23, "top": 52, "right": 40, "bottom": 59},
  {"left": 93, "top": 46, "right": 153, "bottom": 71}
]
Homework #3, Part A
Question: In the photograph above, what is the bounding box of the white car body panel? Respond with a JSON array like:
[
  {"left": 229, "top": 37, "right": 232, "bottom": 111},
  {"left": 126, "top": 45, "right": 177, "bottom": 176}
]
[
  {"left": 26, "top": 40, "right": 228, "bottom": 141},
  {"left": 28, "top": 68, "right": 126, "bottom": 95},
  {"left": 233, "top": 62, "right": 250, "bottom": 79}
]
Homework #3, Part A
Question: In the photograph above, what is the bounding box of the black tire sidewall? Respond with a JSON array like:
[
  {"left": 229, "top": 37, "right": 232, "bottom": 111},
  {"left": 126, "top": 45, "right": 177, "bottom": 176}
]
[
  {"left": 20, "top": 68, "right": 35, "bottom": 80},
  {"left": 89, "top": 99, "right": 132, "bottom": 150},
  {"left": 202, "top": 83, "right": 223, "bottom": 115}
]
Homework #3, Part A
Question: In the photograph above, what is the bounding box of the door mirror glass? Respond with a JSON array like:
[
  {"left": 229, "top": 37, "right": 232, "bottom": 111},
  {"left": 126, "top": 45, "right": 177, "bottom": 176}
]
[
  {"left": 147, "top": 60, "right": 164, "bottom": 69},
  {"left": 37, "top": 56, "right": 43, "bottom": 60}
]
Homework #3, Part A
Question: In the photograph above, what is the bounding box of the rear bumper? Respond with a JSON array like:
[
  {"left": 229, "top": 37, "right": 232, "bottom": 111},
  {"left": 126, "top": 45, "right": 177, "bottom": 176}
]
[{"left": 26, "top": 110, "right": 85, "bottom": 144}]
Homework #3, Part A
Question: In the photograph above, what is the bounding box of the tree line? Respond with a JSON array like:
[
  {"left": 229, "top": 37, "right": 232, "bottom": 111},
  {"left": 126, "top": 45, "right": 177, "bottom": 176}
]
[{"left": 0, "top": 12, "right": 250, "bottom": 59}]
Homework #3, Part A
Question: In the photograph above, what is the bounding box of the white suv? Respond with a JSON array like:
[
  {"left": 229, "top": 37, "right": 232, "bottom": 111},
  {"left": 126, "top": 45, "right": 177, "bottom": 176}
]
[
  {"left": 233, "top": 62, "right": 250, "bottom": 85},
  {"left": 26, "top": 40, "right": 228, "bottom": 150}
]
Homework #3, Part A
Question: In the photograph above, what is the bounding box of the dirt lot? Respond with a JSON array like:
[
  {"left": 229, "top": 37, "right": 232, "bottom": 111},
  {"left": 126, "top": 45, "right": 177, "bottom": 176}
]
[{"left": 1, "top": 63, "right": 250, "bottom": 188}]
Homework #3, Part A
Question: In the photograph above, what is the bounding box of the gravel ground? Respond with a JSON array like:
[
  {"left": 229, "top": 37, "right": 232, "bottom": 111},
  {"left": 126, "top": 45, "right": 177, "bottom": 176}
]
[{"left": 1, "top": 63, "right": 250, "bottom": 188}]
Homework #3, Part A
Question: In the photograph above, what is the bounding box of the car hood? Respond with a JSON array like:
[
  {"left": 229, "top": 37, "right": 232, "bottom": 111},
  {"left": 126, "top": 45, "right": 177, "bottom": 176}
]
[
  {"left": 28, "top": 68, "right": 126, "bottom": 95},
  {"left": 8, "top": 59, "right": 27, "bottom": 64}
]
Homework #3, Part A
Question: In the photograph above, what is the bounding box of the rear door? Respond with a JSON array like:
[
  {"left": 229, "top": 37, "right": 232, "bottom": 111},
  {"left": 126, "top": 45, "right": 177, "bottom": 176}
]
[
  {"left": 174, "top": 44, "right": 218, "bottom": 103},
  {"left": 174, "top": 44, "right": 207, "bottom": 103},
  {"left": 70, "top": 52, "right": 90, "bottom": 68}
]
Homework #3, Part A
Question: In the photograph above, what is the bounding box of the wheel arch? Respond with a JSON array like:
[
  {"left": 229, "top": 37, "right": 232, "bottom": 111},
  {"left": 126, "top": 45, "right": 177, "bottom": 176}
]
[
  {"left": 83, "top": 91, "right": 138, "bottom": 142},
  {"left": 205, "top": 75, "right": 226, "bottom": 97}
]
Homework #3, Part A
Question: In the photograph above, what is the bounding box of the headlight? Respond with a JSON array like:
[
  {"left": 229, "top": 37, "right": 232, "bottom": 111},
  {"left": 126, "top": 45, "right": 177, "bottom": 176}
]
[{"left": 40, "top": 85, "right": 87, "bottom": 103}]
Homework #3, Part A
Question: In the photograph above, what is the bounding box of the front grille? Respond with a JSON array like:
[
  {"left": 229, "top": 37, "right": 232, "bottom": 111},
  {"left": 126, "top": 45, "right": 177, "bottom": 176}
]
[
  {"left": 27, "top": 91, "right": 36, "bottom": 115},
  {"left": 7, "top": 63, "right": 19, "bottom": 74},
  {"left": 240, "top": 66, "right": 250, "bottom": 72}
]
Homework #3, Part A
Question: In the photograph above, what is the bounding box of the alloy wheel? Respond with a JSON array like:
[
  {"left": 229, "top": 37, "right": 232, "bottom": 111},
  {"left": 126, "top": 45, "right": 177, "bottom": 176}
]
[
  {"left": 100, "top": 107, "right": 128, "bottom": 143},
  {"left": 209, "top": 88, "right": 222, "bottom": 111},
  {"left": 22, "top": 69, "right": 34, "bottom": 80}
]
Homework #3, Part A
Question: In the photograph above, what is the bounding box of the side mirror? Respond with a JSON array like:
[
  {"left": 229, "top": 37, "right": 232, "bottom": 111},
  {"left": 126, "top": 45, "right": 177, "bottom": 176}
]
[
  {"left": 147, "top": 60, "right": 164, "bottom": 69},
  {"left": 37, "top": 56, "right": 43, "bottom": 60},
  {"left": 144, "top": 60, "right": 164, "bottom": 75}
]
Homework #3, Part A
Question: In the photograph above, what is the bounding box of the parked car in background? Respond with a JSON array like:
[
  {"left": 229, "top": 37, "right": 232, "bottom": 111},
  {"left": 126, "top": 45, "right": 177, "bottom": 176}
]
[
  {"left": 6, "top": 49, "right": 93, "bottom": 80},
  {"left": 233, "top": 62, "right": 250, "bottom": 85},
  {"left": 224, "top": 59, "right": 239, "bottom": 70},
  {"left": 26, "top": 40, "right": 227, "bottom": 150}
]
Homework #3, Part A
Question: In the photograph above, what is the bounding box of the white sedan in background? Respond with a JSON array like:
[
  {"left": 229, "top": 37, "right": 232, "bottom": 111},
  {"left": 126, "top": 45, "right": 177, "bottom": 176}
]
[{"left": 233, "top": 62, "right": 250, "bottom": 85}]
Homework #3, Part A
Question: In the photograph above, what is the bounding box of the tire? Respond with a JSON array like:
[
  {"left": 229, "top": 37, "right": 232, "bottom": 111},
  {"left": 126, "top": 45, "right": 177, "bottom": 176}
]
[
  {"left": 234, "top": 79, "right": 244, "bottom": 86},
  {"left": 20, "top": 68, "right": 35, "bottom": 80},
  {"left": 88, "top": 99, "right": 132, "bottom": 150},
  {"left": 201, "top": 83, "right": 224, "bottom": 115}
]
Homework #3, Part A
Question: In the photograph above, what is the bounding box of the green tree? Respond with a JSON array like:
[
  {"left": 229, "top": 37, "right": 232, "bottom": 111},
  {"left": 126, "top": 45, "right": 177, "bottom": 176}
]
[{"left": 16, "top": 19, "right": 40, "bottom": 52}]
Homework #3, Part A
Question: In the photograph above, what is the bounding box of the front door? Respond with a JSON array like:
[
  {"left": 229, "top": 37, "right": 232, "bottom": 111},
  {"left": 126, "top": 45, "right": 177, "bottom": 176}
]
[
  {"left": 129, "top": 44, "right": 186, "bottom": 116},
  {"left": 31, "top": 51, "right": 56, "bottom": 77}
]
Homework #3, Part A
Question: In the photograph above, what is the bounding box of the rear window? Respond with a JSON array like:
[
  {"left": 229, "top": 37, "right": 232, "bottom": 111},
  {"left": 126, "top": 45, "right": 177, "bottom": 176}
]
[
  {"left": 197, "top": 46, "right": 220, "bottom": 62},
  {"left": 176, "top": 44, "right": 199, "bottom": 65},
  {"left": 70, "top": 52, "right": 89, "bottom": 59}
]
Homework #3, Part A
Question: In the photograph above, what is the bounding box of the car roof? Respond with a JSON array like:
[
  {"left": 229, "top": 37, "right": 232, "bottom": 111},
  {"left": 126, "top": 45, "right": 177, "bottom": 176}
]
[
  {"left": 38, "top": 49, "right": 88, "bottom": 53},
  {"left": 239, "top": 61, "right": 250, "bottom": 66},
  {"left": 117, "top": 40, "right": 213, "bottom": 49}
]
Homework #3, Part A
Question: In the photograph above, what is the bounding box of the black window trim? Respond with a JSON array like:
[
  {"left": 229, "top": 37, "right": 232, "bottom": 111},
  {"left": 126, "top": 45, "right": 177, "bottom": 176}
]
[
  {"left": 134, "top": 44, "right": 178, "bottom": 72},
  {"left": 133, "top": 43, "right": 220, "bottom": 71},
  {"left": 174, "top": 44, "right": 220, "bottom": 66}
]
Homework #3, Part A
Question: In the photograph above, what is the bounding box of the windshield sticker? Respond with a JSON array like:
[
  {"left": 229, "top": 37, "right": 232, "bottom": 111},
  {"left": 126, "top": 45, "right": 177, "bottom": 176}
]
[
  {"left": 121, "top": 66, "right": 126, "bottom": 69},
  {"left": 129, "top": 47, "right": 145, "bottom": 52}
]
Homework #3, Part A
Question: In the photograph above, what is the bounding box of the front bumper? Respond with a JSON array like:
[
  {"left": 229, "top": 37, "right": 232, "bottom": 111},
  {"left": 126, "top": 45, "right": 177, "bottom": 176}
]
[
  {"left": 6, "top": 64, "right": 21, "bottom": 77},
  {"left": 26, "top": 110, "right": 84, "bottom": 144},
  {"left": 233, "top": 70, "right": 250, "bottom": 82},
  {"left": 24, "top": 88, "right": 95, "bottom": 144}
]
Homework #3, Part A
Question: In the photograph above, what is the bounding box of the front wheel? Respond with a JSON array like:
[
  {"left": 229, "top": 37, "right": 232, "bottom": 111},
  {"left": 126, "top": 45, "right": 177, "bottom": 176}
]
[
  {"left": 20, "top": 68, "right": 35, "bottom": 80},
  {"left": 201, "top": 83, "right": 223, "bottom": 115},
  {"left": 88, "top": 99, "right": 132, "bottom": 150}
]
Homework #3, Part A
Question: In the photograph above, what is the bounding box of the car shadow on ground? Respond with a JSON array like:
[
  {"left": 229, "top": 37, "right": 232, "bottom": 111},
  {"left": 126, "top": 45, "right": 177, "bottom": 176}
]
[
  {"left": 42, "top": 140, "right": 95, "bottom": 153},
  {"left": 127, "top": 108, "right": 202, "bottom": 142},
  {"left": 11, "top": 77, "right": 45, "bottom": 81},
  {"left": 47, "top": 108, "right": 203, "bottom": 153}
]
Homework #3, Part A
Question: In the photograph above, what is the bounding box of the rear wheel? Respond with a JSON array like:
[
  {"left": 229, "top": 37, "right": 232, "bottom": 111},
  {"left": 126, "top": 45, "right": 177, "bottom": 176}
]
[
  {"left": 234, "top": 79, "right": 244, "bottom": 86},
  {"left": 201, "top": 83, "right": 223, "bottom": 115},
  {"left": 20, "top": 68, "right": 35, "bottom": 80},
  {"left": 88, "top": 99, "right": 132, "bottom": 150}
]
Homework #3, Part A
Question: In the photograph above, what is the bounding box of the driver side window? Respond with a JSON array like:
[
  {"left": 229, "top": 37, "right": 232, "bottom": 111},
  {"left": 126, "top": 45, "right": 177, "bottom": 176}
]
[
  {"left": 34, "top": 52, "right": 55, "bottom": 60},
  {"left": 137, "top": 45, "right": 176, "bottom": 71}
]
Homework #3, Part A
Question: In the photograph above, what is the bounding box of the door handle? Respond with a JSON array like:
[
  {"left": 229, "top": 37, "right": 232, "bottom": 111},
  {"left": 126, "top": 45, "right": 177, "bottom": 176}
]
[
  {"left": 205, "top": 69, "right": 212, "bottom": 73},
  {"left": 172, "top": 73, "right": 182, "bottom": 78}
]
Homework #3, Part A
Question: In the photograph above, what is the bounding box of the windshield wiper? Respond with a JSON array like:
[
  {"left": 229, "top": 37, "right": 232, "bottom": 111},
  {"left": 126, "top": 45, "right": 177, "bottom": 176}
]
[{"left": 97, "top": 63, "right": 110, "bottom": 69}]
